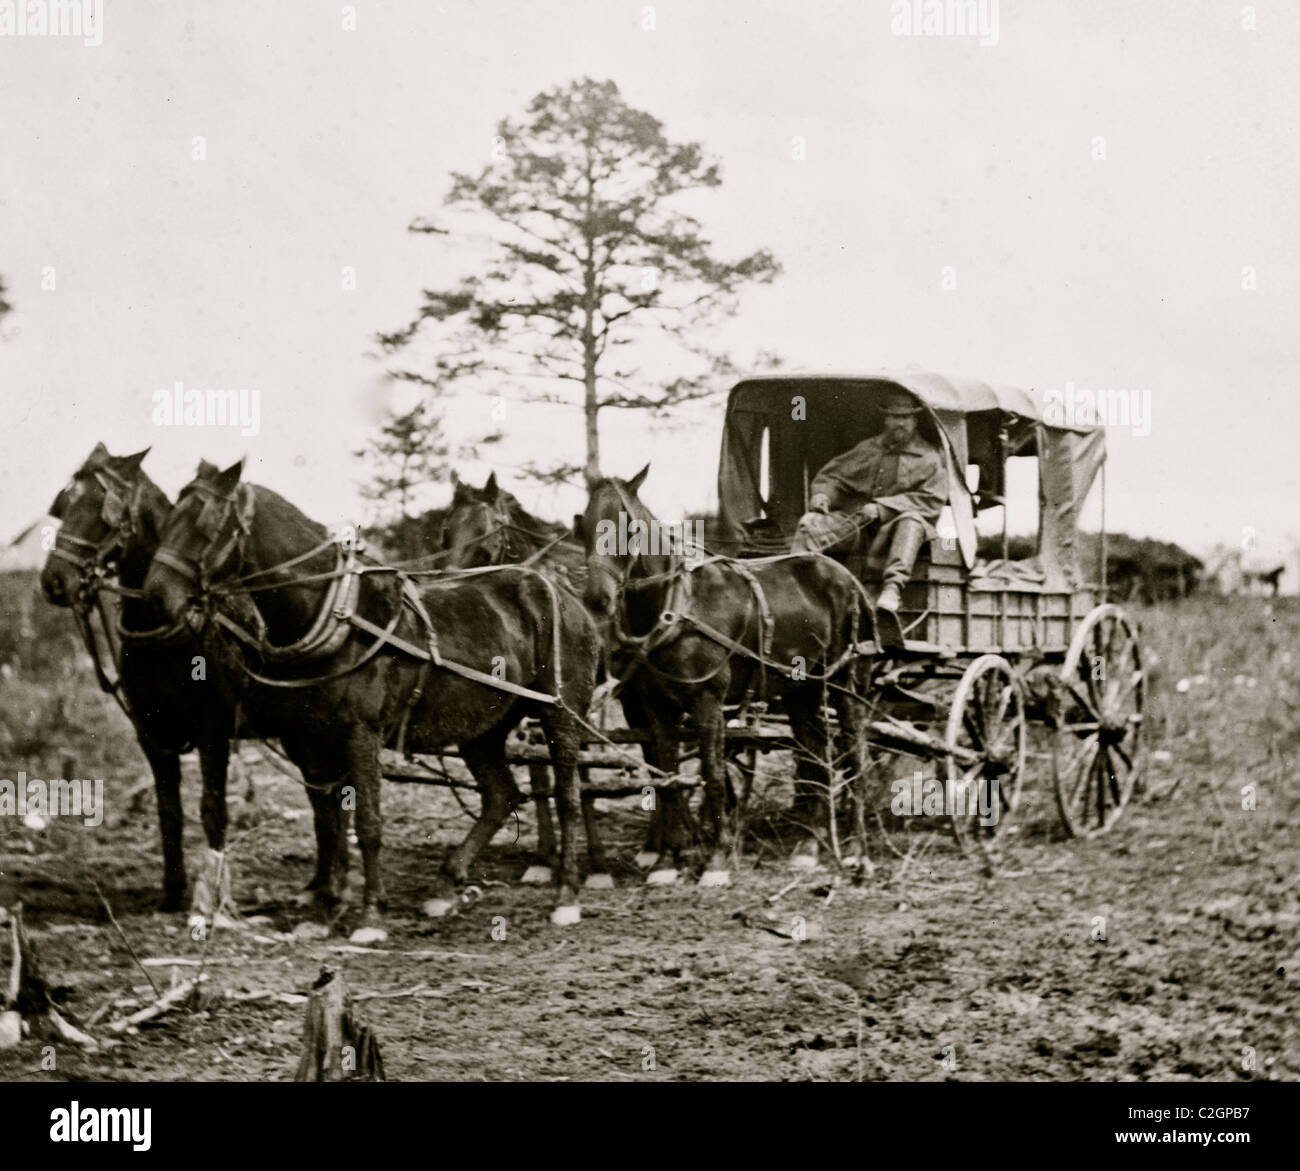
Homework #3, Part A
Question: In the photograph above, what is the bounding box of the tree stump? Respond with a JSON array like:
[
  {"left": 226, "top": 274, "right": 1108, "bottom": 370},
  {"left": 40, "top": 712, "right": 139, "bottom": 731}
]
[
  {"left": 1, "top": 903, "right": 95, "bottom": 1049},
  {"left": 294, "top": 966, "right": 384, "bottom": 1081}
]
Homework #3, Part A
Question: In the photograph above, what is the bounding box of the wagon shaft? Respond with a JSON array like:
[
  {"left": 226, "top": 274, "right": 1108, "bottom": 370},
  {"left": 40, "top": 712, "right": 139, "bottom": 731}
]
[{"left": 866, "top": 718, "right": 981, "bottom": 767}]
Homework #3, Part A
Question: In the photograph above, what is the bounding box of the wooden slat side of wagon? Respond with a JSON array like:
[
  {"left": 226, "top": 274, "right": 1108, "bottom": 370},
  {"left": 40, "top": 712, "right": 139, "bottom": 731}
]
[{"left": 714, "top": 371, "right": 1146, "bottom": 845}]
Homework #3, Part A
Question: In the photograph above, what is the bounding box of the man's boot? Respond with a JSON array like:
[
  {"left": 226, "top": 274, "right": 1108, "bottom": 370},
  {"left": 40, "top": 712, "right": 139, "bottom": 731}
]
[{"left": 873, "top": 519, "right": 926, "bottom": 648}]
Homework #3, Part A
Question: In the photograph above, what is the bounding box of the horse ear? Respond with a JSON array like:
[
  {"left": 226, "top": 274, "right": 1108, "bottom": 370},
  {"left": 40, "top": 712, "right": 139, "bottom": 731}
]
[
  {"left": 484, "top": 471, "right": 499, "bottom": 502},
  {"left": 119, "top": 447, "right": 150, "bottom": 473},
  {"left": 197, "top": 459, "right": 219, "bottom": 479},
  {"left": 450, "top": 469, "right": 460, "bottom": 488},
  {"left": 212, "top": 459, "right": 245, "bottom": 494},
  {"left": 88, "top": 441, "right": 110, "bottom": 464},
  {"left": 627, "top": 463, "right": 650, "bottom": 493}
]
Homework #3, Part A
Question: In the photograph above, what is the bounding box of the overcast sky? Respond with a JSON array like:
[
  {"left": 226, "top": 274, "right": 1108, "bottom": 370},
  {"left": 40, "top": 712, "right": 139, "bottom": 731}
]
[{"left": 1, "top": 0, "right": 1296, "bottom": 561}]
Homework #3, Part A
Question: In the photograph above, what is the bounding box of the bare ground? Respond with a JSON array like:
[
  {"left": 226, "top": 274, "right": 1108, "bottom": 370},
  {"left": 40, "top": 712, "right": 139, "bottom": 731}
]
[{"left": 0, "top": 596, "right": 1296, "bottom": 1081}]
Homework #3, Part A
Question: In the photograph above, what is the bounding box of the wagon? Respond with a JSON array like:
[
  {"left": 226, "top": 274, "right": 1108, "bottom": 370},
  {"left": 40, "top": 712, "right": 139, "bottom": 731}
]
[
  {"left": 712, "top": 371, "right": 1146, "bottom": 845},
  {"left": 383, "top": 370, "right": 1146, "bottom": 852}
]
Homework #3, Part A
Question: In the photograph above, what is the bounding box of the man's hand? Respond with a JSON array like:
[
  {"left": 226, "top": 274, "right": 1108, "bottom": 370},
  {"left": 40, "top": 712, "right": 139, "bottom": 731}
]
[
  {"left": 859, "top": 503, "right": 880, "bottom": 524},
  {"left": 809, "top": 493, "right": 830, "bottom": 514}
]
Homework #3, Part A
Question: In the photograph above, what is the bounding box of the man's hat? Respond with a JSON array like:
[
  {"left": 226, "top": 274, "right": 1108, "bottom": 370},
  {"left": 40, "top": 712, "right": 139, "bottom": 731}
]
[{"left": 880, "top": 387, "right": 923, "bottom": 417}]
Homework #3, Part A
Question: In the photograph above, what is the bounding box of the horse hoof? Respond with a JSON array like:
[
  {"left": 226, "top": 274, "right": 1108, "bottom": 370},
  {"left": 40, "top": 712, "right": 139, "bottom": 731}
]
[
  {"left": 160, "top": 889, "right": 187, "bottom": 913},
  {"left": 521, "top": 865, "right": 553, "bottom": 885},
  {"left": 550, "top": 904, "right": 581, "bottom": 926},
  {"left": 349, "top": 925, "right": 388, "bottom": 945},
  {"left": 634, "top": 852, "right": 659, "bottom": 870},
  {"left": 422, "top": 897, "right": 457, "bottom": 919},
  {"left": 292, "top": 921, "right": 331, "bottom": 941},
  {"left": 584, "top": 873, "right": 615, "bottom": 890},
  {"left": 213, "top": 911, "right": 240, "bottom": 931},
  {"left": 699, "top": 870, "right": 731, "bottom": 888},
  {"left": 646, "top": 868, "right": 679, "bottom": 886}
]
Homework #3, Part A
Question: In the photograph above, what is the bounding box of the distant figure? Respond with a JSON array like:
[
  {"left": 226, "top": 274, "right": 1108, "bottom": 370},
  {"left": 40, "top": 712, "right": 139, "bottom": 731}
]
[{"left": 792, "top": 388, "right": 947, "bottom": 613}]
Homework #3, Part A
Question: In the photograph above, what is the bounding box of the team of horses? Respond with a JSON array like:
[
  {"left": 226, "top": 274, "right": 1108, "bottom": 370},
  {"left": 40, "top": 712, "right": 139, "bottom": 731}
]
[{"left": 39, "top": 445, "right": 878, "bottom": 937}]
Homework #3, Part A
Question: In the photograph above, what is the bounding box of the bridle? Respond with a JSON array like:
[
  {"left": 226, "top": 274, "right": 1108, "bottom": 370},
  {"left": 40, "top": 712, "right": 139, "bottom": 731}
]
[
  {"left": 46, "top": 464, "right": 191, "bottom": 725},
  {"left": 446, "top": 495, "right": 516, "bottom": 566},
  {"left": 47, "top": 466, "right": 142, "bottom": 599},
  {"left": 584, "top": 479, "right": 679, "bottom": 605},
  {"left": 150, "top": 479, "right": 256, "bottom": 597},
  {"left": 446, "top": 493, "right": 568, "bottom": 568}
]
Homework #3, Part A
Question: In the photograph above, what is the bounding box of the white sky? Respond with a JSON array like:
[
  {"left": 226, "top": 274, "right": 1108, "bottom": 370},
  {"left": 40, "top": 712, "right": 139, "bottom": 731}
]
[{"left": 1, "top": 0, "right": 1297, "bottom": 560}]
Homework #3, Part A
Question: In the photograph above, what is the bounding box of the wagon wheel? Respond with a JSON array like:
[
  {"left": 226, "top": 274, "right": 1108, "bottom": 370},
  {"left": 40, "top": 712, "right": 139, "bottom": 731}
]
[
  {"left": 1051, "top": 604, "right": 1145, "bottom": 837},
  {"left": 945, "top": 655, "right": 1027, "bottom": 854}
]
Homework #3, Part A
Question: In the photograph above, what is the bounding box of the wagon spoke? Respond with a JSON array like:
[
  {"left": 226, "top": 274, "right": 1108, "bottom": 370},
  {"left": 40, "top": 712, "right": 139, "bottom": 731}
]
[
  {"left": 1109, "top": 665, "right": 1144, "bottom": 712},
  {"left": 1066, "top": 680, "right": 1100, "bottom": 721},
  {"left": 1095, "top": 744, "right": 1108, "bottom": 827},
  {"left": 1066, "top": 739, "right": 1101, "bottom": 809},
  {"left": 987, "top": 713, "right": 1024, "bottom": 758},
  {"left": 1105, "top": 747, "right": 1124, "bottom": 807}
]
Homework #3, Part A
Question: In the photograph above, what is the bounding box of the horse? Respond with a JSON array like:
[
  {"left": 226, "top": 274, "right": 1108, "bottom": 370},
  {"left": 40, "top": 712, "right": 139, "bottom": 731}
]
[
  {"left": 441, "top": 471, "right": 580, "bottom": 575},
  {"left": 39, "top": 444, "right": 236, "bottom": 913},
  {"left": 579, "top": 464, "right": 875, "bottom": 883},
  {"left": 441, "top": 471, "right": 615, "bottom": 881},
  {"left": 142, "top": 459, "right": 601, "bottom": 927}
]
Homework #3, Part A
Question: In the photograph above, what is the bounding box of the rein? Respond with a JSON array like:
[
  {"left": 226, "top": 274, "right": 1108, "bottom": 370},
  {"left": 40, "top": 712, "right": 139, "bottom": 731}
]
[
  {"left": 593, "top": 482, "right": 872, "bottom": 698},
  {"left": 159, "top": 483, "right": 567, "bottom": 707},
  {"left": 50, "top": 466, "right": 197, "bottom": 746}
]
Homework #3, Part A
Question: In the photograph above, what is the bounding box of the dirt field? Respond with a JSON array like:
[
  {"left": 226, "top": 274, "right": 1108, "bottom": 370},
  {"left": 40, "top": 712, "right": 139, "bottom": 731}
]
[{"left": 1, "top": 593, "right": 1296, "bottom": 1082}]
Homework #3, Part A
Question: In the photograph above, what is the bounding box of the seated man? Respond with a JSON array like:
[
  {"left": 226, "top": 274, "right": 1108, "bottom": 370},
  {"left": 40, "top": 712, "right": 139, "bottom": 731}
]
[{"left": 792, "top": 388, "right": 947, "bottom": 613}]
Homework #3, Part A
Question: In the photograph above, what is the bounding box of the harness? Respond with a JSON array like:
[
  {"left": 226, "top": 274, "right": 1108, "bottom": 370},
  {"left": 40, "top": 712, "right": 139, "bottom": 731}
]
[
  {"left": 48, "top": 465, "right": 195, "bottom": 748},
  {"left": 152, "top": 484, "right": 569, "bottom": 719},
  {"left": 594, "top": 481, "right": 872, "bottom": 702}
]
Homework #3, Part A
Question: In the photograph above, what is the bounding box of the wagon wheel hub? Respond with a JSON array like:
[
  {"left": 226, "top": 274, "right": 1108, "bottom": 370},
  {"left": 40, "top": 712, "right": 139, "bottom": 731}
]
[
  {"left": 1098, "top": 712, "right": 1130, "bottom": 743},
  {"left": 981, "top": 746, "right": 1015, "bottom": 772}
]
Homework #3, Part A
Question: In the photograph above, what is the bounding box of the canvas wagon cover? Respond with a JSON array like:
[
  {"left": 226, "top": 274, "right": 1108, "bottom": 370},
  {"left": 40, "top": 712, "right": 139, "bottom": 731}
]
[{"left": 717, "top": 372, "right": 1106, "bottom": 588}]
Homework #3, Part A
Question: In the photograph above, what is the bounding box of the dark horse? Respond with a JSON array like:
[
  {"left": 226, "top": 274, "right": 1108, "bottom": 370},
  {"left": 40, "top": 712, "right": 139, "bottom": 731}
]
[
  {"left": 441, "top": 471, "right": 611, "bottom": 881},
  {"left": 580, "top": 465, "right": 874, "bottom": 882},
  {"left": 143, "top": 460, "right": 601, "bottom": 927},
  {"left": 40, "top": 445, "right": 236, "bottom": 913}
]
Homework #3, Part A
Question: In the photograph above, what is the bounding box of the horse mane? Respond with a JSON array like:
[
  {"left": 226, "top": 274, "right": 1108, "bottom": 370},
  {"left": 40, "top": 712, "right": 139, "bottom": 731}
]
[
  {"left": 502, "top": 493, "right": 567, "bottom": 540},
  {"left": 247, "top": 482, "right": 331, "bottom": 543}
]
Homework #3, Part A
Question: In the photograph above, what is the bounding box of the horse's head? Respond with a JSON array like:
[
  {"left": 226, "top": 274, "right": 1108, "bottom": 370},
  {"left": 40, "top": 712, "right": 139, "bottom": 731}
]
[
  {"left": 442, "top": 471, "right": 511, "bottom": 568},
  {"left": 41, "top": 443, "right": 154, "bottom": 607},
  {"left": 143, "top": 458, "right": 254, "bottom": 624},
  {"left": 578, "top": 463, "right": 650, "bottom": 617}
]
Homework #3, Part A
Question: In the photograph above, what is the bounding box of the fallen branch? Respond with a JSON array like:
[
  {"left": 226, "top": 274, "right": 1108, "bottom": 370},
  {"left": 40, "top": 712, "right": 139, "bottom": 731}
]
[{"left": 104, "top": 975, "right": 205, "bottom": 1035}]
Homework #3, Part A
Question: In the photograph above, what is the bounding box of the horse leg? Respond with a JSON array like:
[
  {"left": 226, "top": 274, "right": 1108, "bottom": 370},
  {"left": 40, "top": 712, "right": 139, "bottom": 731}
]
[
  {"left": 695, "top": 687, "right": 733, "bottom": 886},
  {"left": 579, "top": 770, "right": 614, "bottom": 888},
  {"left": 786, "top": 688, "right": 831, "bottom": 868},
  {"left": 423, "top": 726, "right": 517, "bottom": 918},
  {"left": 298, "top": 761, "right": 348, "bottom": 919},
  {"left": 347, "top": 726, "right": 389, "bottom": 939},
  {"left": 638, "top": 798, "right": 666, "bottom": 870},
  {"left": 832, "top": 685, "right": 875, "bottom": 875},
  {"left": 644, "top": 707, "right": 688, "bottom": 885},
  {"left": 522, "top": 762, "right": 558, "bottom": 884},
  {"left": 143, "top": 744, "right": 186, "bottom": 911},
  {"left": 538, "top": 705, "right": 583, "bottom": 924},
  {"left": 193, "top": 728, "right": 236, "bottom": 925},
  {"left": 623, "top": 691, "right": 663, "bottom": 868}
]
